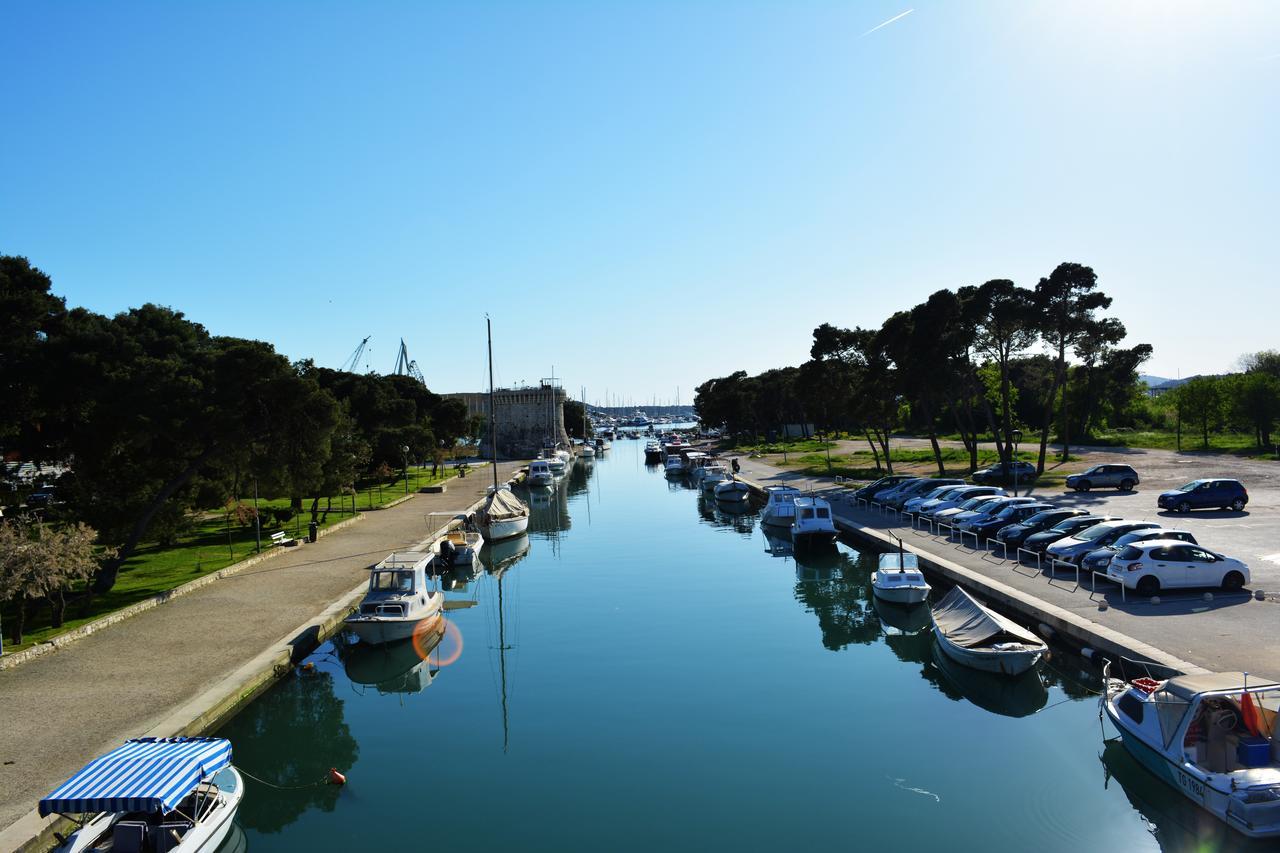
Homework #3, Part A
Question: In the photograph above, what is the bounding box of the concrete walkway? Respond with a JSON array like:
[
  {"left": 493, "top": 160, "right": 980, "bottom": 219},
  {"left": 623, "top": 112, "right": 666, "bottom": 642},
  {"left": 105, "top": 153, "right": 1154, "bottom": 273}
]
[
  {"left": 0, "top": 463, "right": 524, "bottom": 841},
  {"left": 729, "top": 454, "right": 1280, "bottom": 680}
]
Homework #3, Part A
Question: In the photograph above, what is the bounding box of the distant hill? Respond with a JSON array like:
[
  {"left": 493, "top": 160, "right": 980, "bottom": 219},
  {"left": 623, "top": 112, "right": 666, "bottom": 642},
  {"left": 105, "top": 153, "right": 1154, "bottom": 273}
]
[{"left": 1139, "top": 374, "right": 1176, "bottom": 388}]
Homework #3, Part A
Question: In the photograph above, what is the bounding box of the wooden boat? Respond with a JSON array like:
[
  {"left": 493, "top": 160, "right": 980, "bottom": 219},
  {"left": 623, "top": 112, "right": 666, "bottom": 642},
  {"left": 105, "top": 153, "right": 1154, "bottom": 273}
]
[
  {"left": 40, "top": 738, "right": 243, "bottom": 853},
  {"left": 929, "top": 587, "right": 1046, "bottom": 676},
  {"left": 1102, "top": 667, "right": 1280, "bottom": 839},
  {"left": 872, "top": 552, "right": 931, "bottom": 605},
  {"left": 344, "top": 551, "right": 444, "bottom": 645}
]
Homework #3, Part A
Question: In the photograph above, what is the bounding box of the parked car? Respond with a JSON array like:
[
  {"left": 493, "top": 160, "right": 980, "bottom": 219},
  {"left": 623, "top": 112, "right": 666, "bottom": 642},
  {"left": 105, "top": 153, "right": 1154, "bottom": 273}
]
[
  {"left": 1080, "top": 528, "right": 1197, "bottom": 574},
  {"left": 26, "top": 486, "right": 58, "bottom": 508},
  {"left": 970, "top": 461, "right": 1037, "bottom": 485},
  {"left": 1107, "top": 541, "right": 1250, "bottom": 595},
  {"left": 1046, "top": 520, "right": 1163, "bottom": 567},
  {"left": 1065, "top": 464, "right": 1140, "bottom": 492},
  {"left": 904, "top": 485, "right": 972, "bottom": 515},
  {"left": 934, "top": 494, "right": 1015, "bottom": 524},
  {"left": 995, "top": 508, "right": 1089, "bottom": 550},
  {"left": 853, "top": 475, "right": 915, "bottom": 502},
  {"left": 871, "top": 477, "right": 930, "bottom": 506},
  {"left": 882, "top": 478, "right": 965, "bottom": 510},
  {"left": 920, "top": 486, "right": 1005, "bottom": 518},
  {"left": 1020, "top": 515, "right": 1119, "bottom": 555},
  {"left": 964, "top": 502, "right": 1055, "bottom": 539},
  {"left": 1156, "top": 479, "right": 1248, "bottom": 513},
  {"left": 947, "top": 496, "right": 1038, "bottom": 527}
]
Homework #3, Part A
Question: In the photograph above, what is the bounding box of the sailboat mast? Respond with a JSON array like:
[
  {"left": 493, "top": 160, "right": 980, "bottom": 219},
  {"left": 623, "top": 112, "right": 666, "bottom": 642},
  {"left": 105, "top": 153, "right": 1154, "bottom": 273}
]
[{"left": 488, "top": 316, "right": 498, "bottom": 492}]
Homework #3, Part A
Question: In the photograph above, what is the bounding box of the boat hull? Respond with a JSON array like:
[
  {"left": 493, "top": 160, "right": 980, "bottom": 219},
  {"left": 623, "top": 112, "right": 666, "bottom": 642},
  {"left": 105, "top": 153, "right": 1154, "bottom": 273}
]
[
  {"left": 872, "top": 582, "right": 930, "bottom": 605},
  {"left": 345, "top": 612, "right": 442, "bottom": 645},
  {"left": 480, "top": 514, "right": 530, "bottom": 542},
  {"left": 931, "top": 627, "right": 1043, "bottom": 676},
  {"left": 793, "top": 530, "right": 838, "bottom": 549}
]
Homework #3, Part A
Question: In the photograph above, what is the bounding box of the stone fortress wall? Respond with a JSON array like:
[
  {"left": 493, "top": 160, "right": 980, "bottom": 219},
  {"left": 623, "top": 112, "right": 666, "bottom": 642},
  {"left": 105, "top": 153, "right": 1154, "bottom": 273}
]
[{"left": 446, "top": 385, "right": 569, "bottom": 458}]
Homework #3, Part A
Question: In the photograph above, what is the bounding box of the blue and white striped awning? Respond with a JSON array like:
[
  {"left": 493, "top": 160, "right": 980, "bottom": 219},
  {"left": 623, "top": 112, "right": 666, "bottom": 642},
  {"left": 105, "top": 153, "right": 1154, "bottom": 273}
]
[{"left": 40, "top": 737, "right": 232, "bottom": 816}]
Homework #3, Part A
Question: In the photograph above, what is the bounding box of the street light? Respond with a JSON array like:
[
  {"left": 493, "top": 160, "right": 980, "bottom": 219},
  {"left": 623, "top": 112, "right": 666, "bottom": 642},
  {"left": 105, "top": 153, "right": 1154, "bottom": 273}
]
[
  {"left": 401, "top": 445, "right": 410, "bottom": 494},
  {"left": 1010, "top": 429, "right": 1023, "bottom": 495}
]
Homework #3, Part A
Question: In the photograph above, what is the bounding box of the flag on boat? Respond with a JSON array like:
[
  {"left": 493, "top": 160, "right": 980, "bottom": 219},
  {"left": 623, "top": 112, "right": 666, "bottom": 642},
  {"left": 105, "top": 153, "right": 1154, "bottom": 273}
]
[{"left": 39, "top": 737, "right": 233, "bottom": 816}]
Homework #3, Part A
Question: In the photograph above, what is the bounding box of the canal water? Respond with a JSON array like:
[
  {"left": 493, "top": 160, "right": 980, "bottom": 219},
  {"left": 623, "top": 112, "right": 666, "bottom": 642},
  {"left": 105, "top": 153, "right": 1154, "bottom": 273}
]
[{"left": 216, "top": 440, "right": 1260, "bottom": 852}]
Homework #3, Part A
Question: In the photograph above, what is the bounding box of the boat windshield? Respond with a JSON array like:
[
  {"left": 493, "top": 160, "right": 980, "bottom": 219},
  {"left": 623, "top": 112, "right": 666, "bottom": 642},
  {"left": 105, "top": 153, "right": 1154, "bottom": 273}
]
[
  {"left": 1167, "top": 687, "right": 1280, "bottom": 756},
  {"left": 371, "top": 570, "right": 415, "bottom": 593}
]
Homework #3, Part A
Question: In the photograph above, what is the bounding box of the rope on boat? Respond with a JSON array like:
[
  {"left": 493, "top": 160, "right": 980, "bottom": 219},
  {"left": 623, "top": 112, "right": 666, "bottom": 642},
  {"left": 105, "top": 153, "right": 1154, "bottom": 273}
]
[{"left": 235, "top": 766, "right": 334, "bottom": 791}]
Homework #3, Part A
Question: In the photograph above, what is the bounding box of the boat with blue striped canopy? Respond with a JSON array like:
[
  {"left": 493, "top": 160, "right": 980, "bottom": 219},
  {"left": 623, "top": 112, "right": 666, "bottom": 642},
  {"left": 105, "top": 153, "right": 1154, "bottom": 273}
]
[{"left": 39, "top": 737, "right": 242, "bottom": 853}]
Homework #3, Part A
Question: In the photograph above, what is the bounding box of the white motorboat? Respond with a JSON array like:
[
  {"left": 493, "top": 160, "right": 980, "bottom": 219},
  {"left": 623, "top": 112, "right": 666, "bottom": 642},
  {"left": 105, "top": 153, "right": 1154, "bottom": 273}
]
[
  {"left": 684, "top": 452, "right": 710, "bottom": 483},
  {"left": 1103, "top": 668, "right": 1280, "bottom": 839},
  {"left": 40, "top": 737, "right": 243, "bottom": 853},
  {"left": 664, "top": 455, "right": 686, "bottom": 476},
  {"left": 714, "top": 478, "right": 750, "bottom": 502},
  {"left": 872, "top": 552, "right": 931, "bottom": 604},
  {"left": 344, "top": 551, "right": 444, "bottom": 645},
  {"left": 760, "top": 485, "right": 802, "bottom": 527},
  {"left": 791, "top": 495, "right": 838, "bottom": 548},
  {"left": 436, "top": 519, "right": 484, "bottom": 565},
  {"left": 547, "top": 453, "right": 567, "bottom": 475},
  {"left": 527, "top": 459, "right": 554, "bottom": 487},
  {"left": 579, "top": 442, "right": 596, "bottom": 458},
  {"left": 700, "top": 463, "right": 729, "bottom": 490},
  {"left": 644, "top": 441, "right": 663, "bottom": 463},
  {"left": 929, "top": 587, "right": 1046, "bottom": 676}
]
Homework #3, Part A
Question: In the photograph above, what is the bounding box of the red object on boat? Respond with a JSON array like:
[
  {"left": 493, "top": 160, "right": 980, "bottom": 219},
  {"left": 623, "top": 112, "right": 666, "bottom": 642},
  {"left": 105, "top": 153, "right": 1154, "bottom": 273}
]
[
  {"left": 328, "top": 768, "right": 347, "bottom": 786},
  {"left": 1130, "top": 677, "right": 1161, "bottom": 694}
]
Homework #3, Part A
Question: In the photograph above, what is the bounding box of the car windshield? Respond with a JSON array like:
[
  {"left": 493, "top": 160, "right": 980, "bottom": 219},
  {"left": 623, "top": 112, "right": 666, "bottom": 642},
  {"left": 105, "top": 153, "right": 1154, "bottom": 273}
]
[
  {"left": 1176, "top": 480, "right": 1203, "bottom": 492},
  {"left": 959, "top": 496, "right": 989, "bottom": 510},
  {"left": 1024, "top": 511, "right": 1061, "bottom": 525},
  {"left": 1054, "top": 517, "right": 1097, "bottom": 533},
  {"left": 921, "top": 487, "right": 949, "bottom": 500},
  {"left": 1077, "top": 523, "right": 1118, "bottom": 542}
]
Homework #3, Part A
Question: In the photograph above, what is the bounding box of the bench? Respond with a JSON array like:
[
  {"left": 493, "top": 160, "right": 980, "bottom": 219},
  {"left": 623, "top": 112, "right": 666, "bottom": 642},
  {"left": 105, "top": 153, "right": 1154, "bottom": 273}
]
[{"left": 270, "top": 531, "right": 293, "bottom": 547}]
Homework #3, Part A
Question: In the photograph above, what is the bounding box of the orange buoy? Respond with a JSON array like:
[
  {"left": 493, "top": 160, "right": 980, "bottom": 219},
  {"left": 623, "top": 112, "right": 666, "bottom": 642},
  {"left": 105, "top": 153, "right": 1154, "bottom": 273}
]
[{"left": 328, "top": 767, "right": 347, "bottom": 786}]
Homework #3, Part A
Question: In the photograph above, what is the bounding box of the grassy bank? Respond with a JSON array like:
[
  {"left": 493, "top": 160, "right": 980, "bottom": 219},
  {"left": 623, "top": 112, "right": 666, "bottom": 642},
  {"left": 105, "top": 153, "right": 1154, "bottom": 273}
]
[
  {"left": 0, "top": 465, "right": 464, "bottom": 655},
  {"left": 767, "top": 446, "right": 1070, "bottom": 488}
]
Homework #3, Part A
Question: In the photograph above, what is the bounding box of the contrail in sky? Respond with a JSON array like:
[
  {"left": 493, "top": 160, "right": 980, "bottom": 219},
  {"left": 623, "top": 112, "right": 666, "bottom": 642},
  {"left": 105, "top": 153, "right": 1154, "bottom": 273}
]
[{"left": 860, "top": 8, "right": 914, "bottom": 38}]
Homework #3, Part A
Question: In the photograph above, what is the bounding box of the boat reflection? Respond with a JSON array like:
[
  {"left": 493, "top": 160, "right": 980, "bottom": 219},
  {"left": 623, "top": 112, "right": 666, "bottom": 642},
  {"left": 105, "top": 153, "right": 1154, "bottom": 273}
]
[
  {"left": 482, "top": 532, "right": 531, "bottom": 575},
  {"left": 213, "top": 822, "right": 247, "bottom": 853},
  {"left": 872, "top": 596, "right": 931, "bottom": 635},
  {"left": 341, "top": 630, "right": 443, "bottom": 697},
  {"left": 526, "top": 481, "right": 571, "bottom": 536},
  {"left": 1100, "top": 739, "right": 1265, "bottom": 852},
  {"left": 697, "top": 493, "right": 757, "bottom": 536},
  {"left": 929, "top": 641, "right": 1048, "bottom": 718}
]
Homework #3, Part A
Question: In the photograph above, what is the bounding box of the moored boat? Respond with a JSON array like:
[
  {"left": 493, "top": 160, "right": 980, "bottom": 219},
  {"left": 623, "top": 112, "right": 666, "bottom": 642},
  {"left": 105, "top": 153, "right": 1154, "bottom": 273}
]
[
  {"left": 714, "top": 478, "right": 750, "bottom": 502},
  {"left": 872, "top": 552, "right": 931, "bottom": 604},
  {"left": 40, "top": 737, "right": 243, "bottom": 853},
  {"left": 579, "top": 442, "right": 596, "bottom": 458},
  {"left": 760, "top": 485, "right": 801, "bottom": 527},
  {"left": 527, "top": 459, "right": 554, "bottom": 487},
  {"left": 436, "top": 519, "right": 483, "bottom": 565},
  {"left": 345, "top": 551, "right": 444, "bottom": 645},
  {"left": 791, "top": 495, "right": 838, "bottom": 548},
  {"left": 644, "top": 442, "right": 663, "bottom": 464},
  {"left": 476, "top": 486, "right": 531, "bottom": 541},
  {"left": 700, "top": 462, "right": 729, "bottom": 490},
  {"left": 929, "top": 586, "right": 1046, "bottom": 676},
  {"left": 1102, "top": 667, "right": 1280, "bottom": 839}
]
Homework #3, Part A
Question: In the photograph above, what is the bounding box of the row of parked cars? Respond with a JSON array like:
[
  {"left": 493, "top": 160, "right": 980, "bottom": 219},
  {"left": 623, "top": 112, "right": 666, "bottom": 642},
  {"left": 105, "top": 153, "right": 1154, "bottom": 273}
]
[{"left": 852, "top": 475, "right": 1251, "bottom": 597}]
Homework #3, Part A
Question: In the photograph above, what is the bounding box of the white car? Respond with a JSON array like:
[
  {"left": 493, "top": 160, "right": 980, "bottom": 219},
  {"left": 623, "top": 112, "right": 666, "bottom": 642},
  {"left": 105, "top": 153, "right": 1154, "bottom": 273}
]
[{"left": 1107, "top": 540, "right": 1250, "bottom": 596}]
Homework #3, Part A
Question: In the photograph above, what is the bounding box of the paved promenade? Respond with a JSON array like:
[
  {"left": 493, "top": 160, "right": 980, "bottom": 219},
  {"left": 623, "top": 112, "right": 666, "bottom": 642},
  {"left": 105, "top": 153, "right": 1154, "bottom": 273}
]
[
  {"left": 730, "top": 455, "right": 1280, "bottom": 680},
  {"left": 0, "top": 463, "right": 523, "bottom": 842}
]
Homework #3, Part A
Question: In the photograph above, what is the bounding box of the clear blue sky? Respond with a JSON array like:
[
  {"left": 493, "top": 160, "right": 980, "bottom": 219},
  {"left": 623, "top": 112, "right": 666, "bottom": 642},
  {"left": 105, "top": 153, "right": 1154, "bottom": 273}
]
[{"left": 3, "top": 1, "right": 1277, "bottom": 405}]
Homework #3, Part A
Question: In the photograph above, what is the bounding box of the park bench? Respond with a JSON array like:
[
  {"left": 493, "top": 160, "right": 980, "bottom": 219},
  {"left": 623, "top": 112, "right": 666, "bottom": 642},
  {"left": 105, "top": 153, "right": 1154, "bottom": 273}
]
[{"left": 270, "top": 531, "right": 294, "bottom": 547}]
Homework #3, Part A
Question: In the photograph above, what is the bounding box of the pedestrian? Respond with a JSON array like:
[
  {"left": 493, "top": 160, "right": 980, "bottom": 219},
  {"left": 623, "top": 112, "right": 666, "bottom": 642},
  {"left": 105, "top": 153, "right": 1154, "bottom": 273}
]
[{"left": 731, "top": 458, "right": 741, "bottom": 474}]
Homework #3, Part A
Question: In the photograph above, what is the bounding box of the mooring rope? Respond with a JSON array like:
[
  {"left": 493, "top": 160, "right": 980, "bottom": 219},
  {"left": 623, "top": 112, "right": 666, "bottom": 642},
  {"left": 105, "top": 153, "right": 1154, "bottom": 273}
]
[{"left": 235, "top": 766, "right": 331, "bottom": 791}]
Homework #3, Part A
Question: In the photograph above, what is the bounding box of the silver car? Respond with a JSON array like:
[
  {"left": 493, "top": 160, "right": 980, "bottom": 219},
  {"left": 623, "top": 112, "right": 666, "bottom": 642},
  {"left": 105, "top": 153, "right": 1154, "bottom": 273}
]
[{"left": 1065, "top": 464, "right": 1139, "bottom": 492}]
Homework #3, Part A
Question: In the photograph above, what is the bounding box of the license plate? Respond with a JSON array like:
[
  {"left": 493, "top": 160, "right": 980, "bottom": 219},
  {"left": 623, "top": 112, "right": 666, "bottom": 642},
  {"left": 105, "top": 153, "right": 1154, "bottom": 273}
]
[{"left": 1176, "top": 767, "right": 1206, "bottom": 801}]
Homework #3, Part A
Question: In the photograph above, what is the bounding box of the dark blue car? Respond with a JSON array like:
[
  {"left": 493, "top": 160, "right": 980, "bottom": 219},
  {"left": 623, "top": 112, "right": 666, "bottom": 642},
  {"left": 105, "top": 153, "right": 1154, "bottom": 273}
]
[{"left": 1156, "top": 479, "right": 1248, "bottom": 514}]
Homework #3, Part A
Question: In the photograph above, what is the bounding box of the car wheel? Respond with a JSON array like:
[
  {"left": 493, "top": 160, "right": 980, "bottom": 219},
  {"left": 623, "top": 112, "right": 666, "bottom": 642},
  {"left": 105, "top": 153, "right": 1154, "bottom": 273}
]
[
  {"left": 1177, "top": 500, "right": 1191, "bottom": 514},
  {"left": 1078, "top": 480, "right": 1091, "bottom": 492},
  {"left": 1136, "top": 576, "right": 1160, "bottom": 596},
  {"left": 1231, "top": 498, "right": 1245, "bottom": 512},
  {"left": 1119, "top": 479, "right": 1134, "bottom": 491},
  {"left": 1221, "top": 571, "right": 1245, "bottom": 592}
]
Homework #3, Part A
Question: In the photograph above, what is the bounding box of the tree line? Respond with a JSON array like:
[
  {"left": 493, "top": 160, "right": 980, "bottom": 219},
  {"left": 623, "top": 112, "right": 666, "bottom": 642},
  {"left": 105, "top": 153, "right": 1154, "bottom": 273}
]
[
  {"left": 697, "top": 263, "right": 1280, "bottom": 474},
  {"left": 0, "top": 255, "right": 478, "bottom": 612}
]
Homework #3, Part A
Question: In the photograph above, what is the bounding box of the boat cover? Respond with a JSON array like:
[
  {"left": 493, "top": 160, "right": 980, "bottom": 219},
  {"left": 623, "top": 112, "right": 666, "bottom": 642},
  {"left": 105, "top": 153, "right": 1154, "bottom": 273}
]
[
  {"left": 931, "top": 587, "right": 1041, "bottom": 649},
  {"left": 479, "top": 488, "right": 527, "bottom": 522},
  {"left": 40, "top": 738, "right": 232, "bottom": 816}
]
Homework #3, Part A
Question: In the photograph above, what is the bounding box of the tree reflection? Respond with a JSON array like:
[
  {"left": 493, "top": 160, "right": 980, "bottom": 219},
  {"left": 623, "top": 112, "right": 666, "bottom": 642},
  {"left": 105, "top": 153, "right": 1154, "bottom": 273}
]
[
  {"left": 792, "top": 550, "right": 880, "bottom": 650},
  {"left": 217, "top": 662, "right": 358, "bottom": 834}
]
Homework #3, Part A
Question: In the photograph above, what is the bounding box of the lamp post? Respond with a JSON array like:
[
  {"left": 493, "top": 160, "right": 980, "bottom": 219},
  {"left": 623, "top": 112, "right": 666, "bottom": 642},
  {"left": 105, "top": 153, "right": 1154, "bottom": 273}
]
[
  {"left": 401, "top": 445, "right": 410, "bottom": 495},
  {"left": 1010, "top": 429, "right": 1023, "bottom": 495}
]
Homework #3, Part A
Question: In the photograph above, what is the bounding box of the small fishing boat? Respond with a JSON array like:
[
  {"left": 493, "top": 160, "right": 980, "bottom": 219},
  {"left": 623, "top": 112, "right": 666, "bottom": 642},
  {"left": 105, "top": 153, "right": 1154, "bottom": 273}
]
[
  {"left": 1102, "top": 667, "right": 1280, "bottom": 839},
  {"left": 40, "top": 737, "right": 243, "bottom": 853},
  {"left": 579, "top": 442, "right": 596, "bottom": 458},
  {"left": 700, "top": 462, "right": 729, "bottom": 491},
  {"left": 929, "top": 587, "right": 1046, "bottom": 676},
  {"left": 436, "top": 518, "right": 483, "bottom": 565},
  {"left": 526, "top": 459, "right": 554, "bottom": 487},
  {"left": 873, "top": 552, "right": 931, "bottom": 604},
  {"left": 683, "top": 451, "right": 709, "bottom": 483},
  {"left": 644, "top": 441, "right": 663, "bottom": 463},
  {"left": 594, "top": 437, "right": 611, "bottom": 453},
  {"left": 546, "top": 453, "right": 567, "bottom": 475},
  {"left": 344, "top": 551, "right": 444, "bottom": 645},
  {"left": 791, "top": 495, "right": 838, "bottom": 549},
  {"left": 714, "top": 478, "right": 750, "bottom": 502},
  {"left": 760, "top": 485, "right": 802, "bottom": 527},
  {"left": 664, "top": 455, "right": 685, "bottom": 476}
]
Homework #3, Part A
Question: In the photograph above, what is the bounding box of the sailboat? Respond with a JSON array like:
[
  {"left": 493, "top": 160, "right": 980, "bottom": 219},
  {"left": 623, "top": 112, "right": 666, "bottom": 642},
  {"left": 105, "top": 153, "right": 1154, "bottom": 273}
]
[{"left": 475, "top": 317, "right": 531, "bottom": 542}]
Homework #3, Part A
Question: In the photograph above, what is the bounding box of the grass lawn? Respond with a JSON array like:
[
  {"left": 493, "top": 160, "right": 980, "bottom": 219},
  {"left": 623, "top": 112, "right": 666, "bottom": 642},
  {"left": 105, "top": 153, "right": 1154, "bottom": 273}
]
[
  {"left": 766, "top": 445, "right": 1071, "bottom": 489},
  {"left": 0, "top": 465, "right": 467, "bottom": 655}
]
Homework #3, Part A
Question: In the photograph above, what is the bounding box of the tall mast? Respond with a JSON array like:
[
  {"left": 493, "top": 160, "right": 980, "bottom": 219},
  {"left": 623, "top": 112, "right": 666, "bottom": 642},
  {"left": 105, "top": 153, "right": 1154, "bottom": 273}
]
[{"left": 488, "top": 316, "right": 498, "bottom": 492}]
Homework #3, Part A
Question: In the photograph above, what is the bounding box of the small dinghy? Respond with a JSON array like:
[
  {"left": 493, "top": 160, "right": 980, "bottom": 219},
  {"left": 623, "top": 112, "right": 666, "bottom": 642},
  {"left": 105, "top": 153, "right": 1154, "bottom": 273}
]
[
  {"left": 929, "top": 587, "right": 1046, "bottom": 676},
  {"left": 40, "top": 737, "right": 243, "bottom": 853},
  {"left": 714, "top": 478, "right": 750, "bottom": 502},
  {"left": 344, "top": 551, "right": 443, "bottom": 645},
  {"left": 873, "top": 552, "right": 931, "bottom": 605}
]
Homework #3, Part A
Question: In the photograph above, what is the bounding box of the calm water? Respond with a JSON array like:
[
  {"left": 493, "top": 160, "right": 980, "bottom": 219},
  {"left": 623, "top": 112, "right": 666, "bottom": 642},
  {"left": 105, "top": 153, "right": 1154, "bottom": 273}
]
[{"left": 216, "top": 441, "right": 1259, "bottom": 852}]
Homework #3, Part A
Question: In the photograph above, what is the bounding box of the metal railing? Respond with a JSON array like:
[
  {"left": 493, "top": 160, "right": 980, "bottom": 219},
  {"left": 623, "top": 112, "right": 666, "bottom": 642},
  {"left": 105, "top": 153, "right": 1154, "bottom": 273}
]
[
  {"left": 958, "top": 529, "right": 984, "bottom": 549},
  {"left": 1088, "top": 569, "right": 1126, "bottom": 603},
  {"left": 1017, "top": 548, "right": 1043, "bottom": 571}
]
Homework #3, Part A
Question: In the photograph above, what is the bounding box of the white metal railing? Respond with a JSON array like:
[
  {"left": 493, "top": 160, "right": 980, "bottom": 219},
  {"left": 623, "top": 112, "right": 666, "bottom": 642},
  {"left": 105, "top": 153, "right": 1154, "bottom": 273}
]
[
  {"left": 992, "top": 539, "right": 1012, "bottom": 559},
  {"left": 1088, "top": 569, "right": 1127, "bottom": 603},
  {"left": 1017, "top": 547, "right": 1043, "bottom": 571},
  {"left": 935, "top": 521, "right": 953, "bottom": 540},
  {"left": 958, "top": 528, "right": 983, "bottom": 549}
]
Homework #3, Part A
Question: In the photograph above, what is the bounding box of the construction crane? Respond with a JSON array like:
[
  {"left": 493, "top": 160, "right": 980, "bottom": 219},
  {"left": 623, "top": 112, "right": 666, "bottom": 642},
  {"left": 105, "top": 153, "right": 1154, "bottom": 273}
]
[
  {"left": 393, "top": 338, "right": 426, "bottom": 384},
  {"left": 341, "top": 336, "right": 372, "bottom": 373}
]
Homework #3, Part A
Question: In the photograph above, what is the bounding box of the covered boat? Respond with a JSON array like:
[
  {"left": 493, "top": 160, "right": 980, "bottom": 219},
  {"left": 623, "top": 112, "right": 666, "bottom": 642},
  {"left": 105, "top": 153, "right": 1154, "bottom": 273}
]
[
  {"left": 344, "top": 551, "right": 443, "bottom": 645},
  {"left": 929, "top": 587, "right": 1046, "bottom": 676},
  {"left": 873, "top": 552, "right": 931, "bottom": 605},
  {"left": 714, "top": 478, "right": 750, "bottom": 502},
  {"left": 40, "top": 737, "right": 242, "bottom": 853},
  {"left": 476, "top": 486, "right": 530, "bottom": 542},
  {"left": 1103, "top": 668, "right": 1280, "bottom": 839}
]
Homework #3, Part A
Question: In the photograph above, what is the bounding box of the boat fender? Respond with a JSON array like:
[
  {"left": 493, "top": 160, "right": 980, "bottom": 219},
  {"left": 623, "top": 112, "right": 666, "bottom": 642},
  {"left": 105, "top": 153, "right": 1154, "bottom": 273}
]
[
  {"left": 1080, "top": 647, "right": 1096, "bottom": 661},
  {"left": 1038, "top": 623, "right": 1054, "bottom": 639},
  {"left": 328, "top": 768, "right": 347, "bottom": 786},
  {"left": 301, "top": 662, "right": 316, "bottom": 674}
]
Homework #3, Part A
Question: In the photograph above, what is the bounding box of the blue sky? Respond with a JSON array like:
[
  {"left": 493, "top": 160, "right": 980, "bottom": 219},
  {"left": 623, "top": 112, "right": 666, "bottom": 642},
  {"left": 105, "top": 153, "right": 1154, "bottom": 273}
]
[{"left": 3, "top": 1, "right": 1277, "bottom": 405}]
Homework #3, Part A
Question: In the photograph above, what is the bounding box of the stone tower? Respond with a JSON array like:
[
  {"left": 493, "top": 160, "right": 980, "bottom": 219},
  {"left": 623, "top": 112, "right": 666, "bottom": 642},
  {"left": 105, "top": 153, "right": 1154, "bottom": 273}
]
[{"left": 445, "top": 382, "right": 569, "bottom": 459}]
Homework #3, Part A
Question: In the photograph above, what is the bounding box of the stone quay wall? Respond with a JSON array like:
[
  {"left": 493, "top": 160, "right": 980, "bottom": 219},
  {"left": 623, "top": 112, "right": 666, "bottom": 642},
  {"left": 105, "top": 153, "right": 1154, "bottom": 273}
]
[{"left": 446, "top": 387, "right": 569, "bottom": 458}]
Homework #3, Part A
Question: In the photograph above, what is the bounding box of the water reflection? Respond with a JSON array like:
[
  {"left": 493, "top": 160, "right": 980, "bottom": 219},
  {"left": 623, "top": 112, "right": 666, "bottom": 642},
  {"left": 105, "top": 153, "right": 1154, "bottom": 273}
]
[
  {"left": 872, "top": 596, "right": 931, "bottom": 635},
  {"left": 697, "top": 493, "right": 758, "bottom": 536},
  {"left": 338, "top": 631, "right": 443, "bottom": 697},
  {"left": 214, "top": 823, "right": 247, "bottom": 853},
  {"left": 929, "top": 642, "right": 1049, "bottom": 718},
  {"left": 217, "top": 665, "right": 357, "bottom": 835},
  {"left": 1100, "top": 740, "right": 1266, "bottom": 852},
  {"left": 792, "top": 548, "right": 880, "bottom": 650},
  {"left": 526, "top": 480, "right": 571, "bottom": 537},
  {"left": 482, "top": 532, "right": 531, "bottom": 574}
]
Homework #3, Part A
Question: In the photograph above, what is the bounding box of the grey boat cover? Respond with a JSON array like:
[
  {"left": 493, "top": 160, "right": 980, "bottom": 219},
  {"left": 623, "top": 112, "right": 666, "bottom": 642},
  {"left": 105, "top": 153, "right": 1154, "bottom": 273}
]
[
  {"left": 478, "top": 488, "right": 528, "bottom": 522},
  {"left": 931, "top": 587, "right": 1042, "bottom": 649}
]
